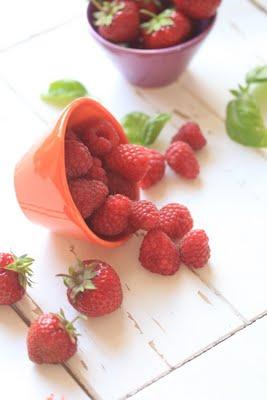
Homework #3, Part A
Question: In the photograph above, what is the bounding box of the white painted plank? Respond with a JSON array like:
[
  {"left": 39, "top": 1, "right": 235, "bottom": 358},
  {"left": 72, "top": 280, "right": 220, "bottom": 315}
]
[
  {"left": 131, "top": 316, "right": 267, "bottom": 400},
  {"left": 0, "top": 305, "right": 89, "bottom": 400},
  {"left": 0, "top": 80, "right": 242, "bottom": 399},
  {"left": 0, "top": 0, "right": 86, "bottom": 51}
]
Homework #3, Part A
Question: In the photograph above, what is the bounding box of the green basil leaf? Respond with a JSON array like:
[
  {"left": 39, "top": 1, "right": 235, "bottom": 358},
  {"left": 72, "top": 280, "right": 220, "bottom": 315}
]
[
  {"left": 143, "top": 113, "right": 171, "bottom": 146},
  {"left": 41, "top": 80, "right": 88, "bottom": 108},
  {"left": 226, "top": 93, "right": 267, "bottom": 147},
  {"left": 246, "top": 65, "right": 267, "bottom": 84},
  {"left": 122, "top": 112, "right": 150, "bottom": 144}
]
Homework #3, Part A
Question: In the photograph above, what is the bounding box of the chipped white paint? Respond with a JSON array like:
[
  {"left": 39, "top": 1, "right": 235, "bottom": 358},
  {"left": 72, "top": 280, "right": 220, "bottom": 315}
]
[{"left": 0, "top": 1, "right": 267, "bottom": 399}]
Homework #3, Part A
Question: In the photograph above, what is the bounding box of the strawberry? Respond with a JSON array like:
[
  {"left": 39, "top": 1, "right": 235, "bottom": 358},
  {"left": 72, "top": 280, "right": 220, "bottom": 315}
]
[
  {"left": 0, "top": 253, "right": 34, "bottom": 305},
  {"left": 27, "top": 309, "right": 78, "bottom": 364},
  {"left": 105, "top": 144, "right": 149, "bottom": 182},
  {"left": 139, "top": 229, "right": 180, "bottom": 275},
  {"left": 58, "top": 256, "right": 122, "bottom": 317},
  {"left": 173, "top": 0, "right": 221, "bottom": 20},
  {"left": 137, "top": 0, "right": 162, "bottom": 21},
  {"left": 93, "top": 0, "right": 140, "bottom": 43},
  {"left": 140, "top": 9, "right": 192, "bottom": 49}
]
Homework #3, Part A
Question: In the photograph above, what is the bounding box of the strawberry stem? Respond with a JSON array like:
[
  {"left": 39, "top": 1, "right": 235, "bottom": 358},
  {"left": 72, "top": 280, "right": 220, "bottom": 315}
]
[
  {"left": 140, "top": 9, "right": 157, "bottom": 18},
  {"left": 91, "top": 0, "right": 103, "bottom": 11}
]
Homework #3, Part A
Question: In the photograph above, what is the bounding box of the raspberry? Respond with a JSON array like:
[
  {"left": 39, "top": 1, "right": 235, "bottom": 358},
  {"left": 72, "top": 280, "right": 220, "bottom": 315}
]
[
  {"left": 166, "top": 141, "right": 200, "bottom": 179},
  {"left": 85, "top": 157, "right": 108, "bottom": 185},
  {"left": 69, "top": 179, "right": 108, "bottom": 219},
  {"left": 65, "top": 140, "right": 93, "bottom": 179},
  {"left": 107, "top": 171, "right": 139, "bottom": 200},
  {"left": 82, "top": 120, "right": 120, "bottom": 157},
  {"left": 90, "top": 194, "right": 132, "bottom": 237},
  {"left": 139, "top": 230, "right": 180, "bottom": 275},
  {"left": 66, "top": 129, "right": 80, "bottom": 141},
  {"left": 140, "top": 149, "right": 166, "bottom": 189},
  {"left": 129, "top": 200, "right": 159, "bottom": 231},
  {"left": 179, "top": 229, "right": 210, "bottom": 268},
  {"left": 105, "top": 144, "right": 149, "bottom": 182},
  {"left": 159, "top": 203, "right": 193, "bottom": 240},
  {"left": 171, "top": 122, "right": 207, "bottom": 151}
]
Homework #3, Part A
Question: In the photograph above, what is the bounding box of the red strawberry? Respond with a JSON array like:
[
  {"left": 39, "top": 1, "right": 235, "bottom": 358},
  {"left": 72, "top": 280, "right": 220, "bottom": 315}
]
[
  {"left": 159, "top": 203, "right": 193, "bottom": 240},
  {"left": 137, "top": 0, "right": 162, "bottom": 21},
  {"left": 85, "top": 157, "right": 108, "bottom": 185},
  {"left": 139, "top": 229, "right": 180, "bottom": 275},
  {"left": 171, "top": 122, "right": 207, "bottom": 151},
  {"left": 166, "top": 141, "right": 200, "bottom": 179},
  {"left": 107, "top": 171, "right": 139, "bottom": 200},
  {"left": 65, "top": 140, "right": 93, "bottom": 179},
  {"left": 81, "top": 120, "right": 120, "bottom": 157},
  {"left": 90, "top": 194, "right": 132, "bottom": 237},
  {"left": 105, "top": 144, "right": 149, "bottom": 182},
  {"left": 140, "top": 149, "right": 165, "bottom": 189},
  {"left": 94, "top": 0, "right": 140, "bottom": 43},
  {"left": 27, "top": 309, "right": 78, "bottom": 364},
  {"left": 173, "top": 0, "right": 221, "bottom": 19},
  {"left": 140, "top": 9, "right": 192, "bottom": 49},
  {"left": 179, "top": 229, "right": 210, "bottom": 268},
  {"left": 69, "top": 178, "right": 108, "bottom": 219},
  {"left": 0, "top": 253, "right": 34, "bottom": 305},
  {"left": 130, "top": 200, "right": 159, "bottom": 231},
  {"left": 58, "top": 257, "right": 122, "bottom": 317}
]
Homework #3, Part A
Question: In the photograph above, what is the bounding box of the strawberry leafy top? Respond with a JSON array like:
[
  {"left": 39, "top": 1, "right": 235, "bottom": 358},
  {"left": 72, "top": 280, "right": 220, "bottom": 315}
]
[
  {"left": 58, "top": 257, "right": 98, "bottom": 301},
  {"left": 141, "top": 9, "right": 174, "bottom": 34},
  {"left": 3, "top": 253, "right": 34, "bottom": 288},
  {"left": 93, "top": 1, "right": 125, "bottom": 27},
  {"left": 57, "top": 309, "right": 80, "bottom": 342}
]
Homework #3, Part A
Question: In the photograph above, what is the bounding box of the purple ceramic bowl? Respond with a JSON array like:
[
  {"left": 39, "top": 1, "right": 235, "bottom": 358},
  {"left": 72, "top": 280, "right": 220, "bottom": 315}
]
[{"left": 87, "top": 3, "right": 216, "bottom": 88}]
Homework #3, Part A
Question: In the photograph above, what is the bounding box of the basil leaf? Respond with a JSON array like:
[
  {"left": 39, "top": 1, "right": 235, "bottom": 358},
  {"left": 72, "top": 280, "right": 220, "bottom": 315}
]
[
  {"left": 143, "top": 113, "right": 171, "bottom": 146},
  {"left": 41, "top": 80, "right": 88, "bottom": 108},
  {"left": 246, "top": 66, "right": 267, "bottom": 84},
  {"left": 122, "top": 112, "right": 171, "bottom": 146},
  {"left": 122, "top": 112, "right": 150, "bottom": 144},
  {"left": 226, "top": 93, "right": 267, "bottom": 147}
]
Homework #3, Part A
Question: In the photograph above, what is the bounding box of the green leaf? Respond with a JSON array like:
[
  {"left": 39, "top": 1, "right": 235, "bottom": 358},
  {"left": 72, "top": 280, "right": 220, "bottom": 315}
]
[
  {"left": 41, "top": 80, "right": 88, "bottom": 108},
  {"left": 122, "top": 112, "right": 150, "bottom": 145},
  {"left": 246, "top": 65, "right": 267, "bottom": 84},
  {"left": 122, "top": 112, "right": 171, "bottom": 146},
  {"left": 143, "top": 113, "right": 171, "bottom": 145},
  {"left": 226, "top": 92, "right": 267, "bottom": 147}
]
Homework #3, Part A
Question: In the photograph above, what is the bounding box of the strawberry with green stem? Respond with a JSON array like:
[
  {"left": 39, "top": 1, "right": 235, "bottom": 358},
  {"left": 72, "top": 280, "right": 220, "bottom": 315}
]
[
  {"left": 27, "top": 309, "right": 80, "bottom": 364},
  {"left": 93, "top": 0, "right": 140, "bottom": 43},
  {"left": 137, "top": 0, "right": 162, "bottom": 21},
  {"left": 0, "top": 252, "right": 34, "bottom": 305},
  {"left": 58, "top": 249, "right": 122, "bottom": 317},
  {"left": 140, "top": 8, "right": 192, "bottom": 49}
]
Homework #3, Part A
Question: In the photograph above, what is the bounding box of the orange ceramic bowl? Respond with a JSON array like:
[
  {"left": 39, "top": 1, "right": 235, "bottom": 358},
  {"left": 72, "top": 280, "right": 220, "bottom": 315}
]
[{"left": 14, "top": 97, "right": 139, "bottom": 248}]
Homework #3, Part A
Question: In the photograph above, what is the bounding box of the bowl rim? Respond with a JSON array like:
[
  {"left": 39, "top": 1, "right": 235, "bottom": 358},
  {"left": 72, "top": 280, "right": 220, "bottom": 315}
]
[{"left": 87, "top": 2, "right": 217, "bottom": 55}]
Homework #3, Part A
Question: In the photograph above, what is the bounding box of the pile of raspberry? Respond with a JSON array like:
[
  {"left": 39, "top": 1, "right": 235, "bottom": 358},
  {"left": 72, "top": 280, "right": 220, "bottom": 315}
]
[{"left": 65, "top": 119, "right": 210, "bottom": 275}]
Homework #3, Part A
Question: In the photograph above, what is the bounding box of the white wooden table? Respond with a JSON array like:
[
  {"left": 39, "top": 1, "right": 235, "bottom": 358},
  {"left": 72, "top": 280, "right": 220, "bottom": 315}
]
[{"left": 0, "top": 1, "right": 267, "bottom": 399}]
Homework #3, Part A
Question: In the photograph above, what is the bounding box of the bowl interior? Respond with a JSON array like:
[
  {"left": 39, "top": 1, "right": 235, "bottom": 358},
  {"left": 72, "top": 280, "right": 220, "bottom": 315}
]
[{"left": 87, "top": 2, "right": 216, "bottom": 54}]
